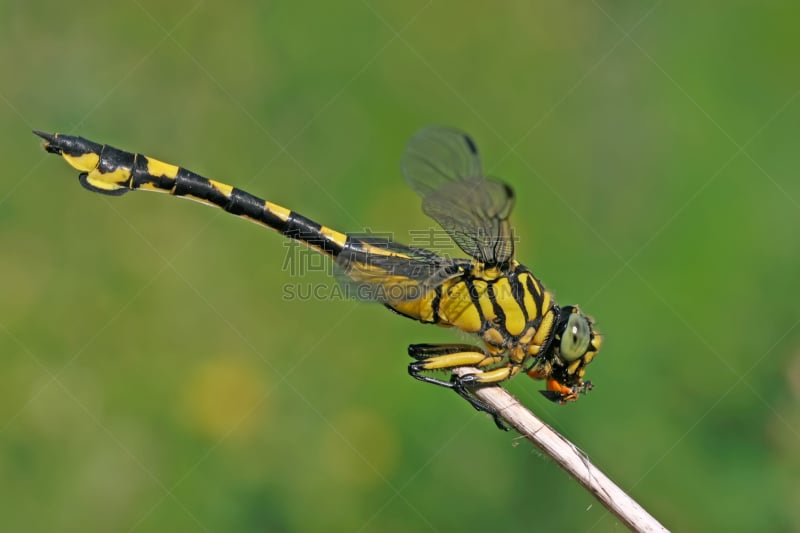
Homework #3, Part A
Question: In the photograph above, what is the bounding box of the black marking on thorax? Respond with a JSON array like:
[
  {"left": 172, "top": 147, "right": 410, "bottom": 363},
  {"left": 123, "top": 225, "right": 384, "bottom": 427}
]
[
  {"left": 524, "top": 273, "right": 544, "bottom": 314},
  {"left": 463, "top": 276, "right": 488, "bottom": 327},
  {"left": 484, "top": 281, "right": 506, "bottom": 331},
  {"left": 431, "top": 285, "right": 442, "bottom": 323},
  {"left": 507, "top": 268, "right": 530, "bottom": 323}
]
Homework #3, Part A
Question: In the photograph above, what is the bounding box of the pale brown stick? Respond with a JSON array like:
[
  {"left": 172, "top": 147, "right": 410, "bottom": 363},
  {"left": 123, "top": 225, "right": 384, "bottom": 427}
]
[{"left": 453, "top": 367, "right": 669, "bottom": 533}]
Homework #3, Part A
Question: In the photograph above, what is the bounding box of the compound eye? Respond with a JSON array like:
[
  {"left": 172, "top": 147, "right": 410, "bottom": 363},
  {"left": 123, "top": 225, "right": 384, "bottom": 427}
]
[{"left": 560, "top": 313, "right": 591, "bottom": 362}]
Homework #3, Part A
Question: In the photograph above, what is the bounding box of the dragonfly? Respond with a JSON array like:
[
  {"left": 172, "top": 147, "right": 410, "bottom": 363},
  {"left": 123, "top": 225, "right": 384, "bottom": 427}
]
[{"left": 34, "top": 127, "right": 602, "bottom": 429}]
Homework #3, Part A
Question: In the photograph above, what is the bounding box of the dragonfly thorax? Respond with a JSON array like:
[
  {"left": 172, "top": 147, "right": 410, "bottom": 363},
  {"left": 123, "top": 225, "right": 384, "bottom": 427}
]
[{"left": 440, "top": 262, "right": 555, "bottom": 345}]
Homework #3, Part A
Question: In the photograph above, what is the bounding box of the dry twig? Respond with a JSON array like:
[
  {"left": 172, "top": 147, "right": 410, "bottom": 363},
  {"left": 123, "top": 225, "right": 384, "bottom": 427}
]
[{"left": 453, "top": 367, "right": 669, "bottom": 533}]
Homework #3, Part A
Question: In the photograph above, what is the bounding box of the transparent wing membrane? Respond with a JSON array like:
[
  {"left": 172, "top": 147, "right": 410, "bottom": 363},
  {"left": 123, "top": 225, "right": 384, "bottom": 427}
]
[
  {"left": 401, "top": 127, "right": 516, "bottom": 265},
  {"left": 335, "top": 235, "right": 465, "bottom": 303}
]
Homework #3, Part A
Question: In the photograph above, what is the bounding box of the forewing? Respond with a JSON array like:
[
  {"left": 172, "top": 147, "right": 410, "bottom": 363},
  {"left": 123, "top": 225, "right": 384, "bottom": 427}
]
[{"left": 402, "top": 127, "right": 516, "bottom": 264}]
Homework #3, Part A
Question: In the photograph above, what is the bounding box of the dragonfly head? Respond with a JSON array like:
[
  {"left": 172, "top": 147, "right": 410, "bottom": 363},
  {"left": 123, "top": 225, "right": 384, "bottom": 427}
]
[{"left": 535, "top": 305, "right": 602, "bottom": 403}]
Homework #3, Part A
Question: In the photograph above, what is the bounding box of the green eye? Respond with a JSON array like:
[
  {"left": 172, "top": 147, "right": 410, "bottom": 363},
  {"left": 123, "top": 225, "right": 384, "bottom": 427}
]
[{"left": 560, "top": 313, "right": 591, "bottom": 362}]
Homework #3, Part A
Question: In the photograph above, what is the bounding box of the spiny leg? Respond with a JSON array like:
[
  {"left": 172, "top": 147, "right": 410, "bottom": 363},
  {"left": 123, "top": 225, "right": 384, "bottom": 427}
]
[
  {"left": 407, "top": 343, "right": 510, "bottom": 430},
  {"left": 450, "top": 365, "right": 523, "bottom": 431}
]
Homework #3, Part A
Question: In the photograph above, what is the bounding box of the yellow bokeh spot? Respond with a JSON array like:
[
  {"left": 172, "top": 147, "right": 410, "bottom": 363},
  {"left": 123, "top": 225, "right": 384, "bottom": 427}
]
[
  {"left": 180, "top": 357, "right": 267, "bottom": 441},
  {"left": 320, "top": 409, "right": 398, "bottom": 487}
]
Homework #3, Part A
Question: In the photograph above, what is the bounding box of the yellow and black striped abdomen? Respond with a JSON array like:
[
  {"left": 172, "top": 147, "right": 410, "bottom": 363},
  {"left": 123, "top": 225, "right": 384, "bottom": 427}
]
[{"left": 34, "top": 131, "right": 347, "bottom": 258}]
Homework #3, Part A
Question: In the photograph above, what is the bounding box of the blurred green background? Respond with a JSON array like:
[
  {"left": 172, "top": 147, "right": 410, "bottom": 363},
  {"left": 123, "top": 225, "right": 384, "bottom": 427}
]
[{"left": 2, "top": 1, "right": 799, "bottom": 531}]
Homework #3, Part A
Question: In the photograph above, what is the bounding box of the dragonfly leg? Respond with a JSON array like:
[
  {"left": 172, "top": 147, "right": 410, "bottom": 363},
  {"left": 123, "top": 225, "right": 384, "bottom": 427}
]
[
  {"left": 448, "top": 374, "right": 509, "bottom": 431},
  {"left": 451, "top": 366, "right": 522, "bottom": 431},
  {"left": 407, "top": 343, "right": 509, "bottom": 430}
]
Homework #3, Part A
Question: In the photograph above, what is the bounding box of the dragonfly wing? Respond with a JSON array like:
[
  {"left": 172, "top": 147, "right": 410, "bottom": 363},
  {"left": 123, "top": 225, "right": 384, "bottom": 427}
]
[
  {"left": 335, "top": 235, "right": 464, "bottom": 303},
  {"left": 401, "top": 127, "right": 516, "bottom": 265}
]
